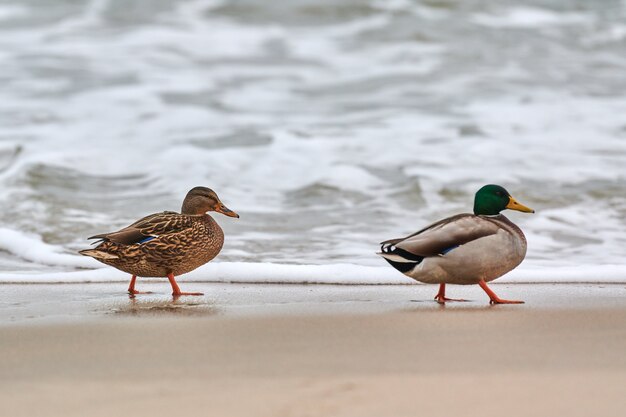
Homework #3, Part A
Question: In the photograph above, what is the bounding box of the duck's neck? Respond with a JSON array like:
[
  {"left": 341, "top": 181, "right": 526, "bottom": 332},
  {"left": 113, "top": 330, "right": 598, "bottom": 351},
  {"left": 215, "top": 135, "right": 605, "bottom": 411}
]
[
  {"left": 181, "top": 198, "right": 208, "bottom": 215},
  {"left": 473, "top": 206, "right": 504, "bottom": 216},
  {"left": 479, "top": 213, "right": 503, "bottom": 218}
]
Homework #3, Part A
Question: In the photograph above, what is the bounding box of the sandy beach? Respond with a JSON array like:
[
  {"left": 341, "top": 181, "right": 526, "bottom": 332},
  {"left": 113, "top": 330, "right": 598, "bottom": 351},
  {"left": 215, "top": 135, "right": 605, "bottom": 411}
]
[{"left": 1, "top": 282, "right": 625, "bottom": 417}]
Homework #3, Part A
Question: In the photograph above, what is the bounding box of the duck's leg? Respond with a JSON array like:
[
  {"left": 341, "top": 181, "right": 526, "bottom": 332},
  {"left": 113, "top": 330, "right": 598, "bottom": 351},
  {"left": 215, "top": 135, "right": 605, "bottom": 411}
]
[
  {"left": 478, "top": 280, "right": 524, "bottom": 304},
  {"left": 167, "top": 273, "right": 203, "bottom": 297},
  {"left": 434, "top": 283, "right": 467, "bottom": 303},
  {"left": 127, "top": 275, "right": 152, "bottom": 295}
]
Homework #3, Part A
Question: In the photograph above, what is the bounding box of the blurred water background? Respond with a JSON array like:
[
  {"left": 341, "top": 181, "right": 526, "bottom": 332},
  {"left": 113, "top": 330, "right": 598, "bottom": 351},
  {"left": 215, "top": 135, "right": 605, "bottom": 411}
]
[{"left": 0, "top": 0, "right": 625, "bottom": 281}]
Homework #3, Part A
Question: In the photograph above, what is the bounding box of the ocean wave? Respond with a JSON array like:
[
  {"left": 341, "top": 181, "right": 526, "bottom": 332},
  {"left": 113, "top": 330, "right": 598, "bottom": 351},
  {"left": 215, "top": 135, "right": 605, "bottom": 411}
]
[
  {"left": 0, "top": 1, "right": 625, "bottom": 276},
  {"left": 0, "top": 227, "right": 99, "bottom": 268},
  {"left": 472, "top": 7, "right": 590, "bottom": 28}
]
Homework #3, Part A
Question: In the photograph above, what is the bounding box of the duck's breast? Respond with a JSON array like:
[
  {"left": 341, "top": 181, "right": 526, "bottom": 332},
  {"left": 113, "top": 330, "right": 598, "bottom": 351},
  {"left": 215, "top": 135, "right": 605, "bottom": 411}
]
[{"left": 169, "top": 214, "right": 224, "bottom": 276}]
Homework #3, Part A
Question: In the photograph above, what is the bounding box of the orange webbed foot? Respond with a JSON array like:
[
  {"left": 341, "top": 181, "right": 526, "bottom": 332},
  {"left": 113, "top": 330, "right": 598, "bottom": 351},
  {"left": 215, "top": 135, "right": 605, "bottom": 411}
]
[
  {"left": 479, "top": 280, "right": 524, "bottom": 305},
  {"left": 489, "top": 298, "right": 525, "bottom": 305},
  {"left": 172, "top": 292, "right": 204, "bottom": 296},
  {"left": 172, "top": 292, "right": 204, "bottom": 301},
  {"left": 434, "top": 295, "right": 468, "bottom": 304},
  {"left": 433, "top": 283, "right": 468, "bottom": 304},
  {"left": 167, "top": 273, "right": 203, "bottom": 298},
  {"left": 127, "top": 275, "right": 153, "bottom": 296}
]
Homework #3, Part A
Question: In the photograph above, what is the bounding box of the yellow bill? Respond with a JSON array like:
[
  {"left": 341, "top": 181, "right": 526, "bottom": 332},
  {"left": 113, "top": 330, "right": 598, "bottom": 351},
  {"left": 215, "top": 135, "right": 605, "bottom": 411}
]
[{"left": 506, "top": 196, "right": 535, "bottom": 213}]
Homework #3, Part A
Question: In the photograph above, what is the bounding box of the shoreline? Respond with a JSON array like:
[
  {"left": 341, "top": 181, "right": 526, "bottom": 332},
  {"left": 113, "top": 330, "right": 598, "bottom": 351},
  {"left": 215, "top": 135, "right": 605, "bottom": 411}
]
[
  {"left": 2, "top": 261, "right": 626, "bottom": 285},
  {"left": 0, "top": 280, "right": 626, "bottom": 327},
  {"left": 1, "top": 282, "right": 626, "bottom": 325},
  {"left": 3, "top": 279, "right": 626, "bottom": 285}
]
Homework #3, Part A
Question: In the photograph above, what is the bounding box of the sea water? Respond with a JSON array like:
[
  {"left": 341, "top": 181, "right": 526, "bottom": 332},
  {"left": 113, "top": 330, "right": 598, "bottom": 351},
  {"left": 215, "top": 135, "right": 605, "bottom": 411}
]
[{"left": 0, "top": 0, "right": 625, "bottom": 283}]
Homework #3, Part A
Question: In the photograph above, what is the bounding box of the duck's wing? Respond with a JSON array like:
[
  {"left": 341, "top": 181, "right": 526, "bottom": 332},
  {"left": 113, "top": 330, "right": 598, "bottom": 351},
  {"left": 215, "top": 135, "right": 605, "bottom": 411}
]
[
  {"left": 380, "top": 214, "right": 500, "bottom": 257},
  {"left": 88, "top": 211, "right": 194, "bottom": 245}
]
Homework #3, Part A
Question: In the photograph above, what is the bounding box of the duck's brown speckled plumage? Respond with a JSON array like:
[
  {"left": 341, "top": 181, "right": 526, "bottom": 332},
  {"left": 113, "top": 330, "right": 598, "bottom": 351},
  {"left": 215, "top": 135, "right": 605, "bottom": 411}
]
[
  {"left": 80, "top": 187, "right": 238, "bottom": 293},
  {"left": 86, "top": 212, "right": 224, "bottom": 277}
]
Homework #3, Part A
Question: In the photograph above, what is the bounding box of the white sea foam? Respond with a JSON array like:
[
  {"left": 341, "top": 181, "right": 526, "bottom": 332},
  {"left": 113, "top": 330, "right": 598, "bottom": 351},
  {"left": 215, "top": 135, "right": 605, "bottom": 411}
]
[
  {"left": 1, "top": 261, "right": 625, "bottom": 285},
  {"left": 0, "top": 4, "right": 28, "bottom": 21},
  {"left": 0, "top": 228, "right": 99, "bottom": 269},
  {"left": 472, "top": 7, "right": 590, "bottom": 28}
]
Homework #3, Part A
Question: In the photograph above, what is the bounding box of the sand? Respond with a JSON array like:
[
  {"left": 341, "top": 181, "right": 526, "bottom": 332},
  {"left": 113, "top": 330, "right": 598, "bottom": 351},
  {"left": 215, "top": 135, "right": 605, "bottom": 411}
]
[{"left": 1, "top": 282, "right": 625, "bottom": 417}]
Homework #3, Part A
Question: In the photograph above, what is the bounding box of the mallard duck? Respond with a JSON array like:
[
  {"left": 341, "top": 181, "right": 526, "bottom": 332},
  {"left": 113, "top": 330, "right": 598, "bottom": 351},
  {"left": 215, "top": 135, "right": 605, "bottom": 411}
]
[
  {"left": 80, "top": 187, "right": 239, "bottom": 296},
  {"left": 378, "top": 184, "right": 534, "bottom": 304}
]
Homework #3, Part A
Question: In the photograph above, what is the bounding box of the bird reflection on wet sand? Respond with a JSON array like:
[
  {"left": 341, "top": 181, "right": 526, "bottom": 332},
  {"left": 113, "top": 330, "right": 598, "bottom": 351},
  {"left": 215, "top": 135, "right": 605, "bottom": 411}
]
[{"left": 110, "top": 295, "right": 218, "bottom": 318}]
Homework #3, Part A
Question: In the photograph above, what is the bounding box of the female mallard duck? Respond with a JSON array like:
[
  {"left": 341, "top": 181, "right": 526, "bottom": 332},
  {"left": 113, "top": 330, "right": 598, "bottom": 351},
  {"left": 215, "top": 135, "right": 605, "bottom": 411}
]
[
  {"left": 379, "top": 184, "right": 534, "bottom": 304},
  {"left": 80, "top": 186, "right": 239, "bottom": 296}
]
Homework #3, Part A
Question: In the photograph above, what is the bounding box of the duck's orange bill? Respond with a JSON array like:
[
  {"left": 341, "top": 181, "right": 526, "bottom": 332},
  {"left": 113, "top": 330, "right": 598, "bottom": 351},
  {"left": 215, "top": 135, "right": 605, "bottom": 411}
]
[
  {"left": 216, "top": 203, "right": 240, "bottom": 218},
  {"left": 506, "top": 196, "right": 535, "bottom": 213}
]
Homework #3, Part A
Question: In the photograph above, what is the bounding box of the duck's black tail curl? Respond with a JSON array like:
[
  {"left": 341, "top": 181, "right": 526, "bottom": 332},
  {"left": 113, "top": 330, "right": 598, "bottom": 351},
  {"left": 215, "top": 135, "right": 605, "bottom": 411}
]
[{"left": 378, "top": 243, "right": 424, "bottom": 274}]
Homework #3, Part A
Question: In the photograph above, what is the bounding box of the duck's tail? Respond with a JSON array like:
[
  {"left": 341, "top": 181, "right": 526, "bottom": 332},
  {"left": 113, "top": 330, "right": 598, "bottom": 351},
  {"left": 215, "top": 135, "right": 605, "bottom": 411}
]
[
  {"left": 377, "top": 241, "right": 424, "bottom": 274},
  {"left": 79, "top": 249, "right": 119, "bottom": 260}
]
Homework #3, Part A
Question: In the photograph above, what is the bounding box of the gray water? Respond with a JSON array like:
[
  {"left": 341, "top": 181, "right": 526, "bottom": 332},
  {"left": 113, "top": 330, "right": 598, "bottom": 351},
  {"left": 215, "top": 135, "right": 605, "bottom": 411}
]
[{"left": 0, "top": 0, "right": 625, "bottom": 276}]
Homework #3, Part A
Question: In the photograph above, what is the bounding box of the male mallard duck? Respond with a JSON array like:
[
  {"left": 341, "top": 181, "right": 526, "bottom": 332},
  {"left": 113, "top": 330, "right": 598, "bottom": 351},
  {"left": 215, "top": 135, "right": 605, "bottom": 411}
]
[
  {"left": 80, "top": 186, "right": 239, "bottom": 296},
  {"left": 378, "top": 184, "right": 534, "bottom": 304}
]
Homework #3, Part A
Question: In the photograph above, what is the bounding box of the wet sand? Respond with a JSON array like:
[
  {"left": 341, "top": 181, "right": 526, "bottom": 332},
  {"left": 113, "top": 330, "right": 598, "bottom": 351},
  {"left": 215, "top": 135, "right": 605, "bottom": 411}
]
[
  {"left": 1, "top": 283, "right": 625, "bottom": 417},
  {"left": 3, "top": 281, "right": 626, "bottom": 322}
]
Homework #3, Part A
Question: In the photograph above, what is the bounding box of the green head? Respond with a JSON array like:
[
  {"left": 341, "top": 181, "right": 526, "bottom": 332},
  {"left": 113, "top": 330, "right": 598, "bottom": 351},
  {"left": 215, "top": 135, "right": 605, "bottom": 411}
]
[{"left": 473, "top": 184, "right": 535, "bottom": 216}]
